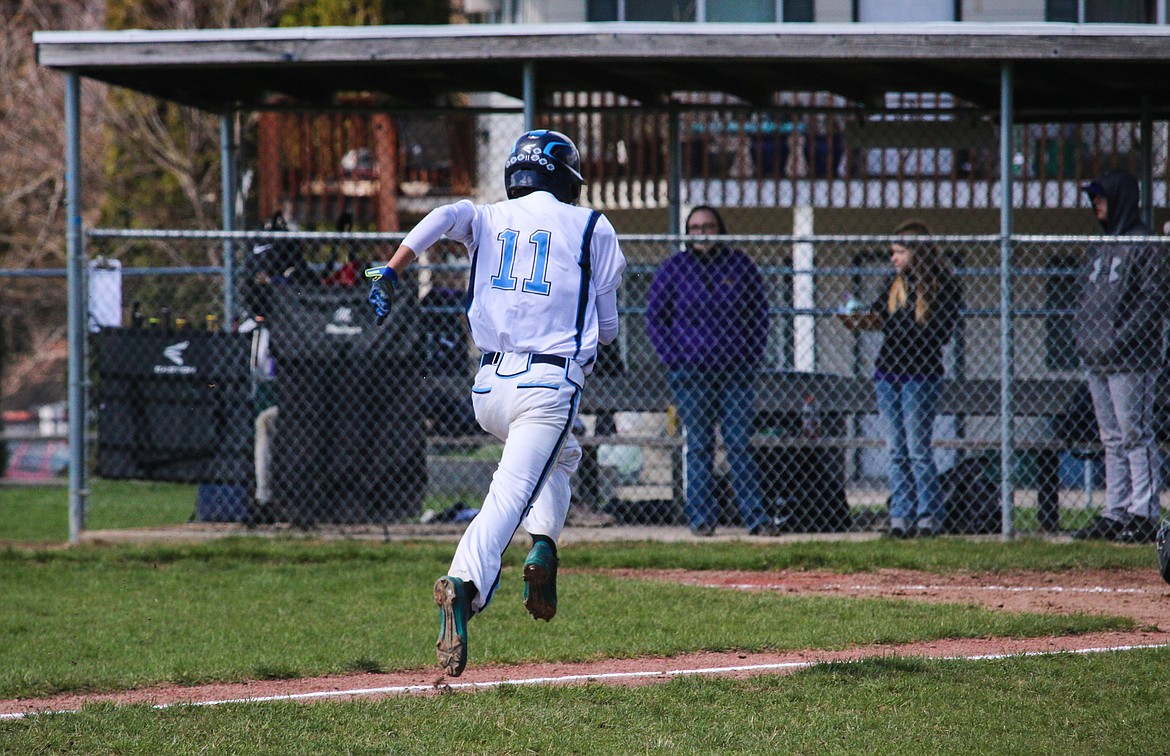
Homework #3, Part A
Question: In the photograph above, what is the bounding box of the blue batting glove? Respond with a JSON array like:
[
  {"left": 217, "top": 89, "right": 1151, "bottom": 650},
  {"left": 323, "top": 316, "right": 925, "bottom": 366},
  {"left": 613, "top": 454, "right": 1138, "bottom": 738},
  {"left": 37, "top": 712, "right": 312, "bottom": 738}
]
[{"left": 365, "top": 265, "right": 399, "bottom": 323}]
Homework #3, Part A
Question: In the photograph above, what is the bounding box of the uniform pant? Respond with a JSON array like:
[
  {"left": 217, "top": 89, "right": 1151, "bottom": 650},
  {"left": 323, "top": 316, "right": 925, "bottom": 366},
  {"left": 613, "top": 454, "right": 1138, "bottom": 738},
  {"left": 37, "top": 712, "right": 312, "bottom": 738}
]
[
  {"left": 254, "top": 405, "right": 278, "bottom": 505},
  {"left": 450, "top": 353, "right": 584, "bottom": 614},
  {"left": 1087, "top": 371, "right": 1161, "bottom": 522}
]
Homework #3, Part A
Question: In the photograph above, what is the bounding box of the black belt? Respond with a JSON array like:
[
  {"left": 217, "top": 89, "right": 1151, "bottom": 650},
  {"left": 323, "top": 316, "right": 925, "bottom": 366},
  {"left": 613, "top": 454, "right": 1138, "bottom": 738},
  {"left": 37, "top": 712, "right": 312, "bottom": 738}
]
[{"left": 480, "top": 351, "right": 568, "bottom": 369}]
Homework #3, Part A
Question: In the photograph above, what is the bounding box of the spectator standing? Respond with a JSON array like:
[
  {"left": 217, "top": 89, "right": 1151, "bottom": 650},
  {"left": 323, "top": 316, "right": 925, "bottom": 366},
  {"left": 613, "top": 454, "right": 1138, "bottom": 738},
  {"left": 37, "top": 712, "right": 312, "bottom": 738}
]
[
  {"left": 840, "top": 220, "right": 960, "bottom": 538},
  {"left": 645, "top": 206, "right": 778, "bottom": 537},
  {"left": 1072, "top": 170, "right": 1164, "bottom": 543}
]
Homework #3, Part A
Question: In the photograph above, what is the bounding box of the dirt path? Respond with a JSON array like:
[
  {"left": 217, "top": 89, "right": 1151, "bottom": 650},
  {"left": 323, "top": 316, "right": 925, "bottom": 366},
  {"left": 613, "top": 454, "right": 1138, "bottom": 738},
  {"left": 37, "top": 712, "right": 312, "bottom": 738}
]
[
  {"left": 627, "top": 566, "right": 1170, "bottom": 629},
  {"left": 4, "top": 567, "right": 1167, "bottom": 718}
]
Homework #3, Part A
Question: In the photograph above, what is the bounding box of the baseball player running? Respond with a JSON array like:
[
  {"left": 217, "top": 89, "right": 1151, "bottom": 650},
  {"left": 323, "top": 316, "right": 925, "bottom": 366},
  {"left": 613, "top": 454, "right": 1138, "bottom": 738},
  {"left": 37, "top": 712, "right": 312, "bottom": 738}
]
[{"left": 366, "top": 130, "right": 626, "bottom": 677}]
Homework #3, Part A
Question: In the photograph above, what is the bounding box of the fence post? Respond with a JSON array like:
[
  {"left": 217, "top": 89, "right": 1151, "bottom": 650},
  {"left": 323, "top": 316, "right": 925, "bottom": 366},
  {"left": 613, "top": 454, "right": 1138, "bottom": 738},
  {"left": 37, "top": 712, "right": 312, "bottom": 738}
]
[
  {"left": 1140, "top": 95, "right": 1153, "bottom": 229},
  {"left": 793, "top": 206, "right": 815, "bottom": 372},
  {"left": 668, "top": 99, "right": 681, "bottom": 236},
  {"left": 522, "top": 62, "right": 535, "bottom": 131},
  {"left": 65, "top": 70, "right": 88, "bottom": 543},
  {"left": 998, "top": 61, "right": 1016, "bottom": 537},
  {"left": 220, "top": 113, "right": 236, "bottom": 327}
]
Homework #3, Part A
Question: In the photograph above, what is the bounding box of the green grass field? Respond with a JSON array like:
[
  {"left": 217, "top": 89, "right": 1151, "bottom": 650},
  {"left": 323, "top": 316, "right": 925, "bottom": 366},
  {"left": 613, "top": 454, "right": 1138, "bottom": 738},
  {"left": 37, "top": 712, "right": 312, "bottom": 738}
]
[
  {"left": 0, "top": 479, "right": 195, "bottom": 543},
  {"left": 1, "top": 481, "right": 1167, "bottom": 753},
  {"left": 4, "top": 650, "right": 1170, "bottom": 754}
]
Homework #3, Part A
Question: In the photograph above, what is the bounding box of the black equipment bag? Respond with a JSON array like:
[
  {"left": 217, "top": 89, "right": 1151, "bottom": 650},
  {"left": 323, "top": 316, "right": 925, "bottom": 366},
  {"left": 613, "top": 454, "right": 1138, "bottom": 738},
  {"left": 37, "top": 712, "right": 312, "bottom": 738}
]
[
  {"left": 95, "top": 329, "right": 252, "bottom": 483},
  {"left": 267, "top": 286, "right": 425, "bottom": 524},
  {"left": 942, "top": 457, "right": 1001, "bottom": 534}
]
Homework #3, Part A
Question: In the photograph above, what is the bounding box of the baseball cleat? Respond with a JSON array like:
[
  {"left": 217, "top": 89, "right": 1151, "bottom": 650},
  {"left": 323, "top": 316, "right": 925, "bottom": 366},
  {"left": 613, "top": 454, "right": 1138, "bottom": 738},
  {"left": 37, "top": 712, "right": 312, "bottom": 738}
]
[
  {"left": 523, "top": 541, "right": 558, "bottom": 621},
  {"left": 434, "top": 576, "right": 471, "bottom": 677}
]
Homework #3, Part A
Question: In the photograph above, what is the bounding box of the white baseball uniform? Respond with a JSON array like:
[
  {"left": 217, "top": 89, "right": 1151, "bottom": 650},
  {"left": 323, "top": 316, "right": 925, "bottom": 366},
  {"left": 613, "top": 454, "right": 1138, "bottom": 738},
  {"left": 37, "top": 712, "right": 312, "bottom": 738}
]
[{"left": 401, "top": 190, "right": 626, "bottom": 613}]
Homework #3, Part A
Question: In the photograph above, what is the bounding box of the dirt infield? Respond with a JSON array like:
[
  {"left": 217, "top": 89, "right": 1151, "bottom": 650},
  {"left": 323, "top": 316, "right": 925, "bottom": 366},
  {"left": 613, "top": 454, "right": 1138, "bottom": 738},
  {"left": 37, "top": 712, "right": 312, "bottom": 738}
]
[{"left": 4, "top": 565, "right": 1167, "bottom": 719}]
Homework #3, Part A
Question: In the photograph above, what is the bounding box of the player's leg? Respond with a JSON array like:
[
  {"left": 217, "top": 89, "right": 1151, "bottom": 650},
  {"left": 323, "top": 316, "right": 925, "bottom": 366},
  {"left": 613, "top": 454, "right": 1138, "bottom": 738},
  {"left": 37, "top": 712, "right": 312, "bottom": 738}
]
[
  {"left": 433, "top": 367, "right": 512, "bottom": 677},
  {"left": 522, "top": 433, "right": 582, "bottom": 540},
  {"left": 450, "top": 369, "right": 580, "bottom": 613},
  {"left": 668, "top": 368, "right": 719, "bottom": 534},
  {"left": 903, "top": 377, "right": 943, "bottom": 535},
  {"left": 1111, "top": 371, "right": 1161, "bottom": 542},
  {"left": 1087, "top": 372, "right": 1132, "bottom": 522},
  {"left": 519, "top": 434, "right": 581, "bottom": 620},
  {"left": 875, "top": 378, "right": 914, "bottom": 536},
  {"left": 252, "top": 405, "right": 278, "bottom": 523},
  {"left": 433, "top": 575, "right": 473, "bottom": 677}
]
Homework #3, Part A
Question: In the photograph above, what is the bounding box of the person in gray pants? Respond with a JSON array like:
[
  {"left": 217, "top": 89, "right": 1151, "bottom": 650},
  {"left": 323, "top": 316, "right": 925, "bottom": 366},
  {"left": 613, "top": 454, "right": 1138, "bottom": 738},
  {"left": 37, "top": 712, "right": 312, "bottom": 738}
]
[{"left": 1073, "top": 169, "right": 1165, "bottom": 543}]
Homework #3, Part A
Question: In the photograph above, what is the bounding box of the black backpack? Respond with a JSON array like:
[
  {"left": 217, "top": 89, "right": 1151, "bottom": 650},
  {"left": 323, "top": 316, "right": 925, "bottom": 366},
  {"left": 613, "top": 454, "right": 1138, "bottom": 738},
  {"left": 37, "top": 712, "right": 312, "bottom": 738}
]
[{"left": 942, "top": 458, "right": 1001, "bottom": 534}]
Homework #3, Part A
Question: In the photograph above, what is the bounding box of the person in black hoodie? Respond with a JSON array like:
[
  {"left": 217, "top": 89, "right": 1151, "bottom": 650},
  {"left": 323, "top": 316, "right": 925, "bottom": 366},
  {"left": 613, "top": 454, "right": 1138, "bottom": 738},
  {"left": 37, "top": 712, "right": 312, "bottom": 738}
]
[{"left": 1072, "top": 170, "right": 1165, "bottom": 543}]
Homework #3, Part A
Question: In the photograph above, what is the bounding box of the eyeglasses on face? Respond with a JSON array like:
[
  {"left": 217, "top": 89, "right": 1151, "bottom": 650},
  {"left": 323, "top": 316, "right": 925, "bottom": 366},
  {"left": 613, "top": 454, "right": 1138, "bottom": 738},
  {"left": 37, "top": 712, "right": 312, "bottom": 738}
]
[{"left": 687, "top": 222, "right": 720, "bottom": 232}]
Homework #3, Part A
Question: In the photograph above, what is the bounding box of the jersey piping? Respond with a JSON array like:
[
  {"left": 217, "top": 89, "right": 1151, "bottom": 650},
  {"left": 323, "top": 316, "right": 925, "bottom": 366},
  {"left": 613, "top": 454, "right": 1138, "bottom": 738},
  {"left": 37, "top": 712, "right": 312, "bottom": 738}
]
[{"left": 572, "top": 210, "right": 601, "bottom": 362}]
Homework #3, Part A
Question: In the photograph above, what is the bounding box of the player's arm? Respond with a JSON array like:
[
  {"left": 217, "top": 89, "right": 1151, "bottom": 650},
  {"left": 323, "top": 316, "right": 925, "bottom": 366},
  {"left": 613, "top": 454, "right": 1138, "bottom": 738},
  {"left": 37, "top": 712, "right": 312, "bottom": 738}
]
[
  {"left": 591, "top": 215, "right": 626, "bottom": 345},
  {"left": 366, "top": 200, "right": 476, "bottom": 321},
  {"left": 382, "top": 243, "right": 418, "bottom": 278},
  {"left": 597, "top": 287, "right": 619, "bottom": 344}
]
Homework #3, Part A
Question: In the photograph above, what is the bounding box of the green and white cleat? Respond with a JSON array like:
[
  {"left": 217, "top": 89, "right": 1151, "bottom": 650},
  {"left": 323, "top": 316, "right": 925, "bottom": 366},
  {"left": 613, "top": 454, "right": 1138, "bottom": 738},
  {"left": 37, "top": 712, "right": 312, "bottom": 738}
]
[
  {"left": 522, "top": 541, "right": 558, "bottom": 621},
  {"left": 434, "top": 576, "right": 472, "bottom": 676}
]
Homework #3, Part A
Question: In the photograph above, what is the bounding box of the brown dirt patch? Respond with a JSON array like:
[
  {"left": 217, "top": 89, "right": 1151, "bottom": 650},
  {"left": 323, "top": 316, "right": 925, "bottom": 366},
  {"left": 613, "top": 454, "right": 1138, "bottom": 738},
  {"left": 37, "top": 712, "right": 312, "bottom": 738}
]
[{"left": 4, "top": 567, "right": 1167, "bottom": 718}]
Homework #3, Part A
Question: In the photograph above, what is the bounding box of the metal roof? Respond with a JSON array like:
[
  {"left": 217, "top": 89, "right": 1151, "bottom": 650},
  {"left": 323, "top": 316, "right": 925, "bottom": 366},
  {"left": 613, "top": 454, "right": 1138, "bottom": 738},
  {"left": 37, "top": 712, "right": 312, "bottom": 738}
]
[{"left": 33, "top": 22, "right": 1170, "bottom": 119}]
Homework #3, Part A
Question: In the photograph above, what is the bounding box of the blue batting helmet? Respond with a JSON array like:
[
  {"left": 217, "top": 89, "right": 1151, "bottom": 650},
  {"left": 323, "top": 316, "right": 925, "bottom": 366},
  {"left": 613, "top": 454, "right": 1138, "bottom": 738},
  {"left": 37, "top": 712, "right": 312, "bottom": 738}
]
[{"left": 503, "top": 129, "right": 584, "bottom": 205}]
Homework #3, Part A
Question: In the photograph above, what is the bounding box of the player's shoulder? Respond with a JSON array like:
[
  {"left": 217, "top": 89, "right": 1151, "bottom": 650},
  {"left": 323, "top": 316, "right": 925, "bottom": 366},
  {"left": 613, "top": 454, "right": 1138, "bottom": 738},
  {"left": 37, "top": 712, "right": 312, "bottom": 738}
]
[
  {"left": 581, "top": 206, "right": 617, "bottom": 237},
  {"left": 450, "top": 197, "right": 484, "bottom": 216},
  {"left": 440, "top": 197, "right": 480, "bottom": 222}
]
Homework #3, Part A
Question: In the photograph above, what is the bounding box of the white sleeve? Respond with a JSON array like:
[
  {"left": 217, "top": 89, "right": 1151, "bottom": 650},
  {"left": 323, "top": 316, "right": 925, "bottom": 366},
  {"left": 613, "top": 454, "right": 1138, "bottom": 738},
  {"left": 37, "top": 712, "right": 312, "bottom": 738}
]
[
  {"left": 590, "top": 215, "right": 626, "bottom": 295},
  {"left": 596, "top": 287, "right": 620, "bottom": 344},
  {"left": 591, "top": 214, "right": 624, "bottom": 344},
  {"left": 400, "top": 199, "right": 477, "bottom": 252}
]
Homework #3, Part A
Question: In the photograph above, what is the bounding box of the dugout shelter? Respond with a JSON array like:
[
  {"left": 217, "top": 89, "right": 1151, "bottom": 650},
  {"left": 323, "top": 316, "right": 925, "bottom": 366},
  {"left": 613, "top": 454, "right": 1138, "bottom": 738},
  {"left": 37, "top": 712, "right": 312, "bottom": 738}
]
[{"left": 34, "top": 22, "right": 1170, "bottom": 541}]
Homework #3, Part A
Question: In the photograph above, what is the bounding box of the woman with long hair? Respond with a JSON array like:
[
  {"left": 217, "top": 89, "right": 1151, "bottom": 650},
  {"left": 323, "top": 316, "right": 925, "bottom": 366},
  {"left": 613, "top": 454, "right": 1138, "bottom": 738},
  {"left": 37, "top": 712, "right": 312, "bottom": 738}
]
[{"left": 841, "top": 220, "right": 961, "bottom": 537}]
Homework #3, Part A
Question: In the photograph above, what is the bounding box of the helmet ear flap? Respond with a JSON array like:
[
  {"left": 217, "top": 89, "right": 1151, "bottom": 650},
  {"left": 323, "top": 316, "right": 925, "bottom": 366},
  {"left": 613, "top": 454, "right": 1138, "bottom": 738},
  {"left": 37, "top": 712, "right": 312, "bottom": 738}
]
[{"left": 505, "top": 170, "right": 544, "bottom": 200}]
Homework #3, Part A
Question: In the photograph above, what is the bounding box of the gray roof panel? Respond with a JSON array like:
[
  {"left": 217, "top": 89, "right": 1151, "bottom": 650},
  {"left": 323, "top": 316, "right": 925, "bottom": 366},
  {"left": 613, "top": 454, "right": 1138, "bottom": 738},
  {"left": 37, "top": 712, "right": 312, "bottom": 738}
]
[{"left": 33, "top": 22, "right": 1170, "bottom": 117}]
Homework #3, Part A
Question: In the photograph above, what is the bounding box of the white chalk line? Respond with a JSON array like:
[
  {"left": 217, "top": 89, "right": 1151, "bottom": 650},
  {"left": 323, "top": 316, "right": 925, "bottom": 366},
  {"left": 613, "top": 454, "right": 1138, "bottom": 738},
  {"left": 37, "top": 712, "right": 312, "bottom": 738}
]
[
  {"left": 3, "top": 641, "right": 1167, "bottom": 721},
  {"left": 718, "top": 582, "right": 1150, "bottom": 595}
]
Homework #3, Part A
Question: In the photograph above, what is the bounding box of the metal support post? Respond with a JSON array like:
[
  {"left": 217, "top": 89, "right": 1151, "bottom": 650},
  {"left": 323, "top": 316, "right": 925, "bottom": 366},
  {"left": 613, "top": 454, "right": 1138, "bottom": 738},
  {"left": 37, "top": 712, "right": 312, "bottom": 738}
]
[
  {"left": 668, "top": 100, "right": 681, "bottom": 235},
  {"left": 522, "top": 62, "right": 535, "bottom": 131},
  {"left": 1140, "top": 95, "right": 1154, "bottom": 229},
  {"left": 220, "top": 113, "right": 236, "bottom": 327},
  {"left": 65, "top": 71, "right": 87, "bottom": 544},
  {"left": 999, "top": 62, "right": 1016, "bottom": 538}
]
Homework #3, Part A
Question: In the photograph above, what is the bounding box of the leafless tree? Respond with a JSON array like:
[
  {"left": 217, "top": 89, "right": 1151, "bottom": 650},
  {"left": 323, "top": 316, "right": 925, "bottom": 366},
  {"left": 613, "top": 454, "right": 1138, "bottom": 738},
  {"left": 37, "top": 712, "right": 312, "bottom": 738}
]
[
  {"left": 0, "top": 0, "right": 292, "bottom": 408},
  {"left": 0, "top": 1, "right": 109, "bottom": 408}
]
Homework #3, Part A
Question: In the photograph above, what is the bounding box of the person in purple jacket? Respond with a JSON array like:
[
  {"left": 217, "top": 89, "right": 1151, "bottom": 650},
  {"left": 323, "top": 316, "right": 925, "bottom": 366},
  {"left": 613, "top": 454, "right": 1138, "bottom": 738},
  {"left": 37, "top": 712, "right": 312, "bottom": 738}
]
[{"left": 646, "top": 206, "right": 779, "bottom": 537}]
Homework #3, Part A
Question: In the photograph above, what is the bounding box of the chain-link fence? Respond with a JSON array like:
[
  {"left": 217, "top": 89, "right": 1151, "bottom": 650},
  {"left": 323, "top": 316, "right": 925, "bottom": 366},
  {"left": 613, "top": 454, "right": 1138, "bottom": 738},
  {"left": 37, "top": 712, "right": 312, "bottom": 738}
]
[
  {"left": 55, "top": 228, "right": 1163, "bottom": 538},
  {"left": 6, "top": 91, "right": 1168, "bottom": 538}
]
